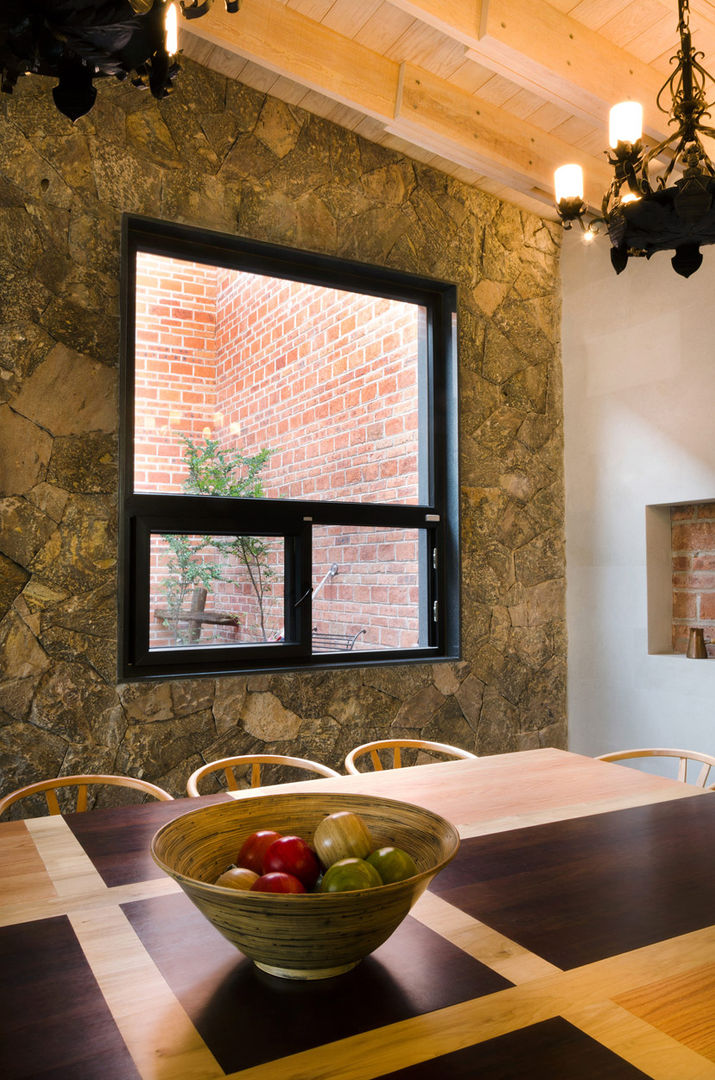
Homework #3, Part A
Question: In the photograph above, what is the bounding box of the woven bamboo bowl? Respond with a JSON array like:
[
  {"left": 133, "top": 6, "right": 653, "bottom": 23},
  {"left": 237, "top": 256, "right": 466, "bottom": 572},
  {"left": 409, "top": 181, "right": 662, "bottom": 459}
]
[{"left": 151, "top": 791, "right": 459, "bottom": 980}]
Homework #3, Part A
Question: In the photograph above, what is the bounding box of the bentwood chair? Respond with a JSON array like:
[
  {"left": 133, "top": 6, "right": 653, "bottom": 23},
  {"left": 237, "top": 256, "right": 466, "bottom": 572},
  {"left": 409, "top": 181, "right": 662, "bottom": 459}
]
[
  {"left": 0, "top": 774, "right": 173, "bottom": 818},
  {"left": 186, "top": 754, "right": 341, "bottom": 797},
  {"left": 596, "top": 748, "right": 715, "bottom": 788},
  {"left": 344, "top": 738, "right": 477, "bottom": 775}
]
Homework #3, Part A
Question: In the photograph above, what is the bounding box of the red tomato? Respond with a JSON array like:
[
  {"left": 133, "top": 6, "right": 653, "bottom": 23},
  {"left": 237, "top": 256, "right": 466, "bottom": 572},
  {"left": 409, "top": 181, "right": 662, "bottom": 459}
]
[
  {"left": 263, "top": 835, "right": 321, "bottom": 889},
  {"left": 251, "top": 871, "right": 306, "bottom": 893},
  {"left": 237, "top": 829, "right": 283, "bottom": 875}
]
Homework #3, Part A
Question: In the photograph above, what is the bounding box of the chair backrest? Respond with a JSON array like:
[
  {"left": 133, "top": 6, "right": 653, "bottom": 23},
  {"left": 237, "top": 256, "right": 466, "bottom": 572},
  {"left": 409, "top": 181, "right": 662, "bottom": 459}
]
[
  {"left": 186, "top": 754, "right": 342, "bottom": 797},
  {"left": 344, "top": 738, "right": 477, "bottom": 775},
  {"left": 596, "top": 748, "right": 715, "bottom": 788},
  {"left": 0, "top": 774, "right": 174, "bottom": 817}
]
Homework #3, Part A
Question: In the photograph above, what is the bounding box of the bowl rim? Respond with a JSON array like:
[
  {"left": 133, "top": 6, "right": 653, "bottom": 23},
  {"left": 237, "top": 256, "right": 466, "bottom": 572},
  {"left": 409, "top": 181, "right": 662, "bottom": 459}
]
[{"left": 150, "top": 790, "right": 460, "bottom": 900}]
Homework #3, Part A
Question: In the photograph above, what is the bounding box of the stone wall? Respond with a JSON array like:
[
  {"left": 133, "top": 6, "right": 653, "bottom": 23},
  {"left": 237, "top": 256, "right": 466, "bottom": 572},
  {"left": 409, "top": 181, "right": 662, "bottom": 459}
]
[{"left": 0, "top": 59, "right": 566, "bottom": 808}]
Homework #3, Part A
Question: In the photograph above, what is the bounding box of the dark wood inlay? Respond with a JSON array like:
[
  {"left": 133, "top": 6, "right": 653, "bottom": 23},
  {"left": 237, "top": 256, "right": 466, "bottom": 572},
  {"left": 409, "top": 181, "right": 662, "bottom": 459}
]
[
  {"left": 377, "top": 1017, "right": 652, "bottom": 1079},
  {"left": 429, "top": 795, "right": 715, "bottom": 969},
  {"left": 123, "top": 891, "right": 511, "bottom": 1072},
  {"left": 0, "top": 916, "right": 140, "bottom": 1080},
  {"left": 66, "top": 792, "right": 230, "bottom": 886}
]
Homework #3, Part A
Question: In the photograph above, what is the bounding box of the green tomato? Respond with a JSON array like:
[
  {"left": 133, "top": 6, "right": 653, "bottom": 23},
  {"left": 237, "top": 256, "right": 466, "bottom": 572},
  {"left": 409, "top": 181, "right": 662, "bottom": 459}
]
[
  {"left": 318, "top": 857, "right": 383, "bottom": 892},
  {"left": 366, "top": 846, "right": 418, "bottom": 884}
]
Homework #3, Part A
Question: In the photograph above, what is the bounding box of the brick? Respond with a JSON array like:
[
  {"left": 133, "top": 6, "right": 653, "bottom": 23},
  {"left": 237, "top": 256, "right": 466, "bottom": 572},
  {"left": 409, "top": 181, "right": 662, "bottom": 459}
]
[
  {"left": 672, "top": 591, "right": 697, "bottom": 619},
  {"left": 672, "top": 522, "right": 715, "bottom": 552},
  {"left": 700, "top": 595, "right": 715, "bottom": 620},
  {"left": 680, "top": 572, "right": 715, "bottom": 589},
  {"left": 670, "top": 504, "right": 697, "bottom": 521}
]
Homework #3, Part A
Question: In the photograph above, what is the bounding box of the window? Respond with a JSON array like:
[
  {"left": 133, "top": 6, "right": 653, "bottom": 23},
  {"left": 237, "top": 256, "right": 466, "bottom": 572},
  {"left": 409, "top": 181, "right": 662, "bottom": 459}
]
[{"left": 119, "top": 216, "right": 459, "bottom": 679}]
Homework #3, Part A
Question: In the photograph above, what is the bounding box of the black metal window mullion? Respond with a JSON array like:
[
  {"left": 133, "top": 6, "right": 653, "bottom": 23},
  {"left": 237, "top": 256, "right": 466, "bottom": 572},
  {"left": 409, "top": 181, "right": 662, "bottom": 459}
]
[{"left": 119, "top": 215, "right": 459, "bottom": 680}]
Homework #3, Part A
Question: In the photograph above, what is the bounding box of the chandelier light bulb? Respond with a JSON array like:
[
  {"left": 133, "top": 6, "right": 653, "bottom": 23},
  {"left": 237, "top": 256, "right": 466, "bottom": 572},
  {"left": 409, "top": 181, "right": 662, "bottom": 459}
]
[
  {"left": 554, "top": 163, "right": 584, "bottom": 204},
  {"left": 165, "top": 3, "right": 179, "bottom": 56},
  {"left": 609, "top": 101, "right": 643, "bottom": 148}
]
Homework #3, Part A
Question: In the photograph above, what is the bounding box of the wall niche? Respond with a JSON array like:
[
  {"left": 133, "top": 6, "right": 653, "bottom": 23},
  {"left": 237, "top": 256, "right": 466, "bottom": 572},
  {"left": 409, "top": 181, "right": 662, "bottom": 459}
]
[
  {"left": 671, "top": 504, "right": 715, "bottom": 656},
  {"left": 647, "top": 501, "right": 715, "bottom": 657}
]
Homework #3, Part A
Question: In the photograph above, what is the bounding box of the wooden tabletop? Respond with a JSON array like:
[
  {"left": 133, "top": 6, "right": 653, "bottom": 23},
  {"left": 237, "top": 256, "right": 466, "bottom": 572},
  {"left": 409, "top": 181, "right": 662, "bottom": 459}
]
[{"left": 1, "top": 748, "right": 714, "bottom": 1080}]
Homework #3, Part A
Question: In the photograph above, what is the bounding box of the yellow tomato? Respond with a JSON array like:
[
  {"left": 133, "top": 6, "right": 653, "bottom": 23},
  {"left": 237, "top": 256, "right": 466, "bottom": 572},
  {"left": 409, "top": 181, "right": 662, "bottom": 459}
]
[
  {"left": 313, "top": 811, "right": 373, "bottom": 867},
  {"left": 214, "top": 866, "right": 260, "bottom": 890}
]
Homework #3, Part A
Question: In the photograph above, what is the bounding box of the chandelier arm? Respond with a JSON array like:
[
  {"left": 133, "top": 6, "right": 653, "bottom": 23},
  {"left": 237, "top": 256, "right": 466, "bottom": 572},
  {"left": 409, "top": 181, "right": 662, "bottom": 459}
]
[
  {"left": 640, "top": 131, "right": 688, "bottom": 182},
  {"left": 554, "top": 0, "right": 715, "bottom": 276},
  {"left": 657, "top": 65, "right": 686, "bottom": 116}
]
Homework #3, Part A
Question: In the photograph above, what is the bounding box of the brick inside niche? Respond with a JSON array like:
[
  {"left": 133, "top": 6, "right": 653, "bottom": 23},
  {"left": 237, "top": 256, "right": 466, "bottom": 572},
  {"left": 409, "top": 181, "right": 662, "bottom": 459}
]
[{"left": 671, "top": 503, "right": 715, "bottom": 657}]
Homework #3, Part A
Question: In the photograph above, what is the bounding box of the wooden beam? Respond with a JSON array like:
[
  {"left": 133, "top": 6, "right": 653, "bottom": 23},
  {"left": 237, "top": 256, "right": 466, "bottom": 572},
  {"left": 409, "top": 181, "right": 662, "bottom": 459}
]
[
  {"left": 389, "top": 0, "right": 673, "bottom": 138},
  {"left": 179, "top": 0, "right": 400, "bottom": 120},
  {"left": 180, "top": 0, "right": 611, "bottom": 212},
  {"left": 378, "top": 0, "right": 481, "bottom": 45},
  {"left": 395, "top": 64, "right": 611, "bottom": 210}
]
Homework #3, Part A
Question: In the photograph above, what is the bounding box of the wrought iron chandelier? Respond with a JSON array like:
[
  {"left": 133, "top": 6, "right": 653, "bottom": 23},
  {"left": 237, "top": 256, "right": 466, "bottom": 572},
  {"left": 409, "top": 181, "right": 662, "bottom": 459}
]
[
  {"left": 0, "top": 1, "right": 239, "bottom": 123},
  {"left": 555, "top": 0, "right": 715, "bottom": 277}
]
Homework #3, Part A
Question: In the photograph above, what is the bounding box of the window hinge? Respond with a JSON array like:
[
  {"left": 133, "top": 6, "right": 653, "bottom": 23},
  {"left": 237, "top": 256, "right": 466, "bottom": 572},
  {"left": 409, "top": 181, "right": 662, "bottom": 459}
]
[
  {"left": 432, "top": 546, "right": 438, "bottom": 570},
  {"left": 432, "top": 600, "right": 438, "bottom": 623}
]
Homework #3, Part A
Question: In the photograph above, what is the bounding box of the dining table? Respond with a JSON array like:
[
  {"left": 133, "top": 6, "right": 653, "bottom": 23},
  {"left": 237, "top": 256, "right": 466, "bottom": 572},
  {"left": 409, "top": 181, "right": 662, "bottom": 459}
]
[{"left": 1, "top": 746, "right": 714, "bottom": 1080}]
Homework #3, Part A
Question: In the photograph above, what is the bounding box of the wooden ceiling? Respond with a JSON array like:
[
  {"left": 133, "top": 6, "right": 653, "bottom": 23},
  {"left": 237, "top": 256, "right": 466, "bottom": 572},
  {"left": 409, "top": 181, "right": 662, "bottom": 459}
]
[{"left": 179, "top": 0, "right": 715, "bottom": 220}]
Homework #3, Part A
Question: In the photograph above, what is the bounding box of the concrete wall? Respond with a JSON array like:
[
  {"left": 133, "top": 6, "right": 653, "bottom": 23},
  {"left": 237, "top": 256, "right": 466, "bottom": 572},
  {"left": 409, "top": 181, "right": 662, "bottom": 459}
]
[{"left": 561, "top": 230, "right": 715, "bottom": 761}]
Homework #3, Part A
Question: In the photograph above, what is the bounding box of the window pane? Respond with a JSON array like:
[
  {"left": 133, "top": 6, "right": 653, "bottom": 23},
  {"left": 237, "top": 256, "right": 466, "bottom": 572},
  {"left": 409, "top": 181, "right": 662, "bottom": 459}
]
[
  {"left": 134, "top": 253, "right": 423, "bottom": 504},
  {"left": 149, "top": 533, "right": 285, "bottom": 649},
  {"left": 312, "top": 525, "right": 422, "bottom": 652}
]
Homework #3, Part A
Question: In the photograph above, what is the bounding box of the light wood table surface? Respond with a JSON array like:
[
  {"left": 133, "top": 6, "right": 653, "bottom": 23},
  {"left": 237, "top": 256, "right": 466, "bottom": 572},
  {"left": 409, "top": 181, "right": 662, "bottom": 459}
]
[{"left": 1, "top": 747, "right": 713, "bottom": 1079}]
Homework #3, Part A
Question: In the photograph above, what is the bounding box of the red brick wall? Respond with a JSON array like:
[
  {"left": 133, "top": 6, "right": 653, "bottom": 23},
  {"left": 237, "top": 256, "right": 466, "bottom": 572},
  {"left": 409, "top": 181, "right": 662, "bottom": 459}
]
[
  {"left": 671, "top": 503, "right": 715, "bottom": 657},
  {"left": 311, "top": 525, "right": 420, "bottom": 650},
  {"left": 213, "top": 270, "right": 420, "bottom": 504},
  {"left": 137, "top": 256, "right": 421, "bottom": 651},
  {"left": 134, "top": 254, "right": 219, "bottom": 492}
]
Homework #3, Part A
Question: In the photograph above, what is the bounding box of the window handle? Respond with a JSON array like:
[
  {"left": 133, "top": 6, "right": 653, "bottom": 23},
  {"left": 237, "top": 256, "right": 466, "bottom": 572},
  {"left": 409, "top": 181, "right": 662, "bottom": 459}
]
[{"left": 294, "top": 564, "right": 338, "bottom": 607}]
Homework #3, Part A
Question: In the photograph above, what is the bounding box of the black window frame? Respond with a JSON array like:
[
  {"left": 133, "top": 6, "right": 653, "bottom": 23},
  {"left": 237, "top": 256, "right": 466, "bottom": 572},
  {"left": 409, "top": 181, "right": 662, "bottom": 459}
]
[{"left": 119, "top": 214, "right": 460, "bottom": 680}]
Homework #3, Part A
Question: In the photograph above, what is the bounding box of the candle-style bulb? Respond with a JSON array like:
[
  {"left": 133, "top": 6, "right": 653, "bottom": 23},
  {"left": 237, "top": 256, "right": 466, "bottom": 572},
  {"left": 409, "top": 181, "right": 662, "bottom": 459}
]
[
  {"left": 165, "top": 2, "right": 179, "bottom": 56},
  {"left": 554, "top": 163, "right": 584, "bottom": 205},
  {"left": 609, "top": 101, "right": 642, "bottom": 148}
]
